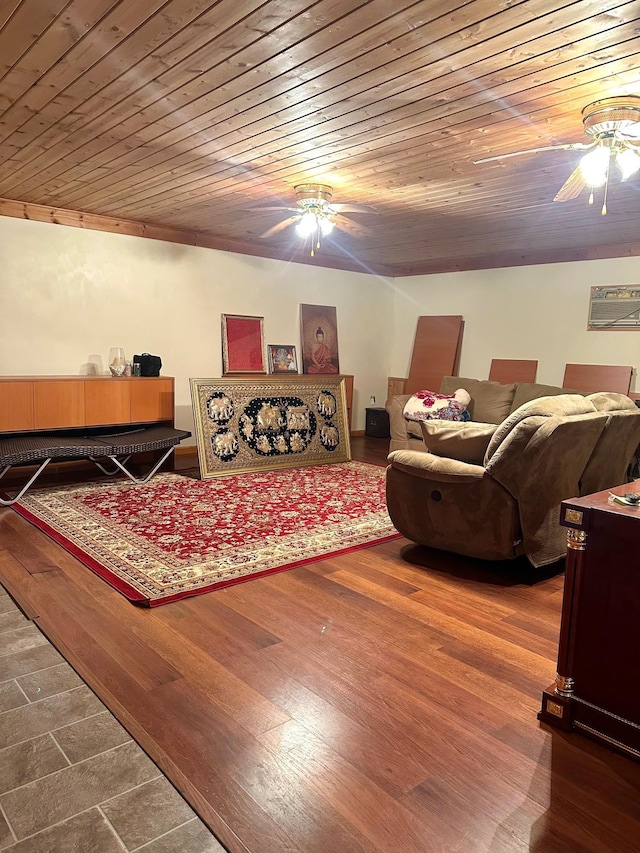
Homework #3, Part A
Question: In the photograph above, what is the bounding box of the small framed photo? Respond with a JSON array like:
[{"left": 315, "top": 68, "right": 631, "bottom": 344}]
[
  {"left": 268, "top": 344, "right": 298, "bottom": 374},
  {"left": 221, "top": 314, "right": 266, "bottom": 374}
]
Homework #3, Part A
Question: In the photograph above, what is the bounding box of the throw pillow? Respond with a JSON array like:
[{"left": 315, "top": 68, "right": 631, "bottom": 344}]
[
  {"left": 403, "top": 388, "right": 471, "bottom": 423},
  {"left": 420, "top": 420, "right": 498, "bottom": 464}
]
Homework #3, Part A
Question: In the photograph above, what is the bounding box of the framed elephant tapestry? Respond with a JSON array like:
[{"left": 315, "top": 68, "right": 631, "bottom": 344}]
[{"left": 190, "top": 376, "right": 351, "bottom": 478}]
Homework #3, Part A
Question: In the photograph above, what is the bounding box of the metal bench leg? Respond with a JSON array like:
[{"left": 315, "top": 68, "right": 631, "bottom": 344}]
[
  {"left": 90, "top": 455, "right": 132, "bottom": 476},
  {"left": 0, "top": 459, "right": 52, "bottom": 506},
  {"left": 105, "top": 446, "right": 176, "bottom": 485}
]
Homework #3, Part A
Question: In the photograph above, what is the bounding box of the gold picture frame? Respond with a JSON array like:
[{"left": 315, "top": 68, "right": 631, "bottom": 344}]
[
  {"left": 190, "top": 375, "right": 351, "bottom": 478},
  {"left": 221, "top": 314, "right": 266, "bottom": 373}
]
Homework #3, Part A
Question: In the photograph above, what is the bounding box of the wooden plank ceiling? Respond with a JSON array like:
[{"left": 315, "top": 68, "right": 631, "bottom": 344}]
[{"left": 0, "top": 0, "right": 639, "bottom": 276}]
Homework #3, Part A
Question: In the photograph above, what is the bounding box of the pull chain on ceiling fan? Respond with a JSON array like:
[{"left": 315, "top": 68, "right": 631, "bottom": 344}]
[{"left": 474, "top": 96, "right": 640, "bottom": 215}]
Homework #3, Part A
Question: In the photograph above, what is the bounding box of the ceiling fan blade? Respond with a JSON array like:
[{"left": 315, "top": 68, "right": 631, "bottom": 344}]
[
  {"left": 334, "top": 215, "right": 372, "bottom": 238},
  {"left": 553, "top": 166, "right": 586, "bottom": 202},
  {"left": 474, "top": 141, "right": 595, "bottom": 164},
  {"left": 259, "top": 216, "right": 298, "bottom": 239},
  {"left": 246, "top": 205, "right": 299, "bottom": 212},
  {"left": 331, "top": 203, "right": 379, "bottom": 214}
]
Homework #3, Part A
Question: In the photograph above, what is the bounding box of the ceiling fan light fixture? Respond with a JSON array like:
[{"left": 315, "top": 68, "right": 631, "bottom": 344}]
[
  {"left": 295, "top": 211, "right": 319, "bottom": 238},
  {"left": 579, "top": 145, "right": 610, "bottom": 187},
  {"left": 319, "top": 216, "right": 334, "bottom": 236},
  {"left": 616, "top": 147, "right": 640, "bottom": 180}
]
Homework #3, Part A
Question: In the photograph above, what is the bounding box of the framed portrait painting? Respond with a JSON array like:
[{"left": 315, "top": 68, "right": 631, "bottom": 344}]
[
  {"left": 300, "top": 304, "right": 340, "bottom": 375},
  {"left": 268, "top": 344, "right": 298, "bottom": 374},
  {"left": 221, "top": 314, "right": 266, "bottom": 374}
]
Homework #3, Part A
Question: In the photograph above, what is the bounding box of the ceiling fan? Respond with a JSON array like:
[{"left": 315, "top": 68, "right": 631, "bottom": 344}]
[
  {"left": 251, "top": 184, "right": 378, "bottom": 256},
  {"left": 474, "top": 96, "right": 640, "bottom": 214}
]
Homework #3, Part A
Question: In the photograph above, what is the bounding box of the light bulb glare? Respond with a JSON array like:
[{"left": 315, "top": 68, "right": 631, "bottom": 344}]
[
  {"left": 319, "top": 216, "right": 334, "bottom": 236},
  {"left": 579, "top": 146, "right": 610, "bottom": 187},
  {"left": 616, "top": 147, "right": 640, "bottom": 180},
  {"left": 295, "top": 211, "right": 317, "bottom": 238}
]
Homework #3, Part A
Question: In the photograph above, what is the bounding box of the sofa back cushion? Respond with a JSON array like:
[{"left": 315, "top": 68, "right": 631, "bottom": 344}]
[
  {"left": 485, "top": 394, "right": 596, "bottom": 463},
  {"left": 440, "top": 376, "right": 516, "bottom": 424},
  {"left": 511, "top": 381, "right": 580, "bottom": 412}
]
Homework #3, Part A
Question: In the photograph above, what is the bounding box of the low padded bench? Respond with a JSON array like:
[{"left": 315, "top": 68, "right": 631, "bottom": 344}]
[{"left": 0, "top": 426, "right": 191, "bottom": 506}]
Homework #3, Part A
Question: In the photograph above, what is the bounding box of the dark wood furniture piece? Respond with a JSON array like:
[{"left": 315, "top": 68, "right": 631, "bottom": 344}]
[
  {"left": 405, "top": 315, "right": 464, "bottom": 395},
  {"left": 386, "top": 315, "right": 464, "bottom": 401},
  {"left": 562, "top": 363, "right": 633, "bottom": 395},
  {"left": 539, "top": 483, "right": 640, "bottom": 760},
  {"left": 488, "top": 358, "right": 538, "bottom": 383}
]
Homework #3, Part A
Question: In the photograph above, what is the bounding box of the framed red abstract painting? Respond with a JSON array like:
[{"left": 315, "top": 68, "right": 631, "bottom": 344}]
[{"left": 221, "top": 314, "right": 266, "bottom": 374}]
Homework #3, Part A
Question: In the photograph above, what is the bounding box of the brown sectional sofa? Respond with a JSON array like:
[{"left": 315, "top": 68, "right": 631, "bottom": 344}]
[
  {"left": 386, "top": 375, "right": 578, "bottom": 454},
  {"left": 385, "top": 384, "right": 640, "bottom": 567}
]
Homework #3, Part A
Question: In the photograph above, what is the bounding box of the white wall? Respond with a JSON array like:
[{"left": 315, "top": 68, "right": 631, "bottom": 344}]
[
  {"left": 4, "top": 214, "right": 640, "bottom": 433},
  {"left": 391, "top": 259, "right": 640, "bottom": 392},
  {"left": 0, "top": 217, "right": 395, "bottom": 434}
]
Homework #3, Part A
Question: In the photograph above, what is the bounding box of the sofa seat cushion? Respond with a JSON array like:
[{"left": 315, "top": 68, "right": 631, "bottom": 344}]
[
  {"left": 420, "top": 420, "right": 498, "bottom": 464},
  {"left": 403, "top": 388, "right": 471, "bottom": 424},
  {"left": 440, "top": 376, "right": 516, "bottom": 424}
]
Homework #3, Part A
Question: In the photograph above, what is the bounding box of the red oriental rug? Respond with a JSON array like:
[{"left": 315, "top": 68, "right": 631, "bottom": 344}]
[{"left": 12, "top": 462, "right": 400, "bottom": 606}]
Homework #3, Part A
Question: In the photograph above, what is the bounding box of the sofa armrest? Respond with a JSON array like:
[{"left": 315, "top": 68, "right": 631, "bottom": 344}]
[
  {"left": 387, "top": 450, "right": 485, "bottom": 483},
  {"left": 386, "top": 394, "right": 413, "bottom": 442}
]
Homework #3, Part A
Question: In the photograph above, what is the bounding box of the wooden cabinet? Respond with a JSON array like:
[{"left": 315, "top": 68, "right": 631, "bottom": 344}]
[
  {"left": 0, "top": 376, "right": 175, "bottom": 432},
  {"left": 539, "top": 484, "right": 640, "bottom": 760},
  {"left": 387, "top": 376, "right": 407, "bottom": 400}
]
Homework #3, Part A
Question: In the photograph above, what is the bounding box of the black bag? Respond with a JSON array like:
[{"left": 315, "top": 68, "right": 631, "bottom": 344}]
[{"left": 133, "top": 353, "right": 162, "bottom": 377}]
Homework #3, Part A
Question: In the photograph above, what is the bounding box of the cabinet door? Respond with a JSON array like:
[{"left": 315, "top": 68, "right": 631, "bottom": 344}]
[
  {"left": 85, "top": 380, "right": 131, "bottom": 426},
  {"left": 34, "top": 381, "right": 85, "bottom": 429},
  {"left": 0, "top": 381, "right": 35, "bottom": 431},
  {"left": 130, "top": 378, "right": 174, "bottom": 423}
]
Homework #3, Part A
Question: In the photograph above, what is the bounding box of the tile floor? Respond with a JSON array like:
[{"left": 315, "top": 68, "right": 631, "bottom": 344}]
[{"left": 0, "top": 584, "right": 226, "bottom": 852}]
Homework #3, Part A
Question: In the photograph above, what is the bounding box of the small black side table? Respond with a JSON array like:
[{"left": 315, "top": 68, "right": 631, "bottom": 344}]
[{"left": 365, "top": 407, "right": 390, "bottom": 438}]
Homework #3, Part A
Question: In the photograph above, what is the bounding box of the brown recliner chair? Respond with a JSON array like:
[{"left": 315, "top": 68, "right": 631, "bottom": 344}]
[
  {"left": 579, "top": 393, "right": 640, "bottom": 496},
  {"left": 386, "top": 395, "right": 609, "bottom": 568}
]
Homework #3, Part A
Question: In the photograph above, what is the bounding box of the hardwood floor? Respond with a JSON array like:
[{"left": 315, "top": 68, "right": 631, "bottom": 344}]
[{"left": 1, "top": 436, "right": 639, "bottom": 852}]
